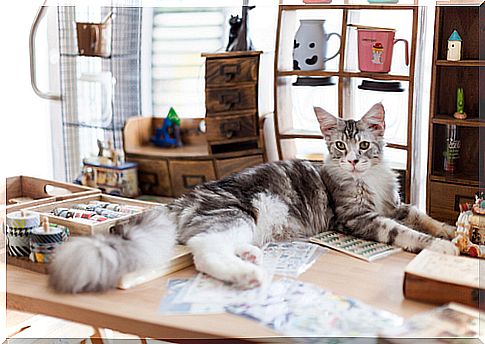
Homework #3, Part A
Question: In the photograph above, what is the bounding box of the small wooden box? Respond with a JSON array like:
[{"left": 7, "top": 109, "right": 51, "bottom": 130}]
[
  {"left": 6, "top": 176, "right": 100, "bottom": 213},
  {"left": 26, "top": 194, "right": 160, "bottom": 236},
  {"left": 429, "top": 181, "right": 482, "bottom": 225}
]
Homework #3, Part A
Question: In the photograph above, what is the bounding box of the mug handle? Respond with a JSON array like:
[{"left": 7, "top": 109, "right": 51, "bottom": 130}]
[
  {"left": 323, "top": 32, "right": 342, "bottom": 63},
  {"left": 90, "top": 25, "right": 100, "bottom": 50},
  {"left": 394, "top": 38, "right": 409, "bottom": 66}
]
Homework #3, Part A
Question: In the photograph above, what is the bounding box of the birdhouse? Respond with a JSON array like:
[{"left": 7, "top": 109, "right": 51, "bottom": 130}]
[{"left": 447, "top": 30, "right": 462, "bottom": 61}]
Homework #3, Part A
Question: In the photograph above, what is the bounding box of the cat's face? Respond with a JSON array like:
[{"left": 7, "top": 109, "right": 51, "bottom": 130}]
[{"left": 314, "top": 103, "right": 385, "bottom": 175}]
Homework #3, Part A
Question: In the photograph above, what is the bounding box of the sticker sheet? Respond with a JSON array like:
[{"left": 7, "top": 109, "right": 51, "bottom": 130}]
[
  {"left": 159, "top": 279, "right": 225, "bottom": 314},
  {"left": 226, "top": 278, "right": 403, "bottom": 337},
  {"left": 174, "top": 273, "right": 270, "bottom": 305},
  {"left": 310, "top": 230, "right": 402, "bottom": 262},
  {"left": 262, "top": 241, "right": 325, "bottom": 277}
]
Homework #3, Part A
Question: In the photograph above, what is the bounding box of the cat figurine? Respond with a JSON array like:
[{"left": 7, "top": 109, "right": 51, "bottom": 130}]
[{"left": 49, "top": 103, "right": 458, "bottom": 293}]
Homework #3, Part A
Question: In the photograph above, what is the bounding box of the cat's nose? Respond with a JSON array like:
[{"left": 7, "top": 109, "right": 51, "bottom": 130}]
[{"left": 348, "top": 159, "right": 359, "bottom": 166}]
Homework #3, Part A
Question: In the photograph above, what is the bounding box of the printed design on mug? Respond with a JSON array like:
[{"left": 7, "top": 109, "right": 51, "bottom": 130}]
[{"left": 371, "top": 42, "right": 384, "bottom": 65}]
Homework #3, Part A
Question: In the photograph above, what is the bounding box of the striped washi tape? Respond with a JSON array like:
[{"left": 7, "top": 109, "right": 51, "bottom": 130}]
[
  {"left": 6, "top": 211, "right": 40, "bottom": 257},
  {"left": 29, "top": 225, "right": 69, "bottom": 263}
]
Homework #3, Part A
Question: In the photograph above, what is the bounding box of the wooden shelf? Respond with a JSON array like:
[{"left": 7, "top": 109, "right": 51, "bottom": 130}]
[
  {"left": 274, "top": 4, "right": 418, "bottom": 203},
  {"left": 278, "top": 70, "right": 339, "bottom": 78},
  {"left": 430, "top": 172, "right": 480, "bottom": 187},
  {"left": 432, "top": 115, "right": 485, "bottom": 128},
  {"left": 279, "top": 129, "right": 409, "bottom": 150},
  {"left": 436, "top": 60, "right": 485, "bottom": 67},
  {"left": 279, "top": 129, "right": 322, "bottom": 139},
  {"left": 426, "top": 6, "right": 483, "bottom": 222},
  {"left": 277, "top": 70, "right": 410, "bottom": 81},
  {"left": 341, "top": 71, "right": 410, "bottom": 81},
  {"left": 280, "top": 4, "right": 416, "bottom": 11}
]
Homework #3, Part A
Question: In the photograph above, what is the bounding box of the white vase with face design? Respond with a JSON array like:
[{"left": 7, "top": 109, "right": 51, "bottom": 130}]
[{"left": 293, "top": 20, "right": 341, "bottom": 71}]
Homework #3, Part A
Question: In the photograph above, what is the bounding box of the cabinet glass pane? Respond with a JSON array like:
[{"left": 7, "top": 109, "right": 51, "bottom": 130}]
[
  {"left": 345, "top": 78, "right": 409, "bottom": 146},
  {"left": 345, "top": 10, "right": 413, "bottom": 76},
  {"left": 278, "top": 9, "right": 343, "bottom": 73},
  {"left": 277, "top": 76, "right": 339, "bottom": 135}
]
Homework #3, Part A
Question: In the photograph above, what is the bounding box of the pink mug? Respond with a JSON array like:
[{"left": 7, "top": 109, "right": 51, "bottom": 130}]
[{"left": 357, "top": 28, "right": 409, "bottom": 73}]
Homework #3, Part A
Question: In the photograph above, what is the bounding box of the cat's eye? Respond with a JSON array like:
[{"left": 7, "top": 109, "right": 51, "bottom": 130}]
[
  {"left": 359, "top": 141, "right": 370, "bottom": 150},
  {"left": 335, "top": 141, "right": 346, "bottom": 150}
]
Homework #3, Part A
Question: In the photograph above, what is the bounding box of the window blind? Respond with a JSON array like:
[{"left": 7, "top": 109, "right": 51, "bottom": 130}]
[{"left": 151, "top": 7, "right": 226, "bottom": 118}]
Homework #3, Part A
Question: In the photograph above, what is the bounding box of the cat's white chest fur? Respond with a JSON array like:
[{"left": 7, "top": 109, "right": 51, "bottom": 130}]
[{"left": 360, "top": 164, "right": 398, "bottom": 214}]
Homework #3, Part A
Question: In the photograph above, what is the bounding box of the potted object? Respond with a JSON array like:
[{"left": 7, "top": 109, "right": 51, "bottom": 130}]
[
  {"left": 353, "top": 25, "right": 409, "bottom": 73},
  {"left": 447, "top": 30, "right": 462, "bottom": 61},
  {"left": 76, "top": 12, "right": 113, "bottom": 57},
  {"left": 453, "top": 87, "right": 467, "bottom": 120}
]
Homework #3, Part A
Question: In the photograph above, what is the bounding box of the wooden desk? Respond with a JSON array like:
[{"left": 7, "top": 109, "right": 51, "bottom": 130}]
[{"left": 6, "top": 250, "right": 434, "bottom": 340}]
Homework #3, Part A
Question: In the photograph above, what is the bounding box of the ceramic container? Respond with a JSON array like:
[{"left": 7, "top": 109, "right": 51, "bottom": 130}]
[
  {"left": 357, "top": 28, "right": 409, "bottom": 73},
  {"left": 293, "top": 20, "right": 341, "bottom": 71}
]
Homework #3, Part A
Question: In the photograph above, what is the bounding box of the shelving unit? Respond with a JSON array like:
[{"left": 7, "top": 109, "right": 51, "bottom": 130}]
[
  {"left": 57, "top": 6, "right": 142, "bottom": 182},
  {"left": 426, "top": 4, "right": 484, "bottom": 224},
  {"left": 273, "top": 3, "right": 418, "bottom": 202}
]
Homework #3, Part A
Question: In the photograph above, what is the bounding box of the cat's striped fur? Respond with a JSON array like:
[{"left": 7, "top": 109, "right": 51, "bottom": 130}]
[{"left": 49, "top": 103, "right": 458, "bottom": 293}]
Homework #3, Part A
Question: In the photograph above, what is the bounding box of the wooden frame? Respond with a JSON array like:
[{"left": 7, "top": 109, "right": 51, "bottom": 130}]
[
  {"left": 273, "top": 3, "right": 419, "bottom": 203},
  {"left": 426, "top": 4, "right": 485, "bottom": 224},
  {"left": 5, "top": 176, "right": 100, "bottom": 213},
  {"left": 26, "top": 194, "right": 159, "bottom": 236}
]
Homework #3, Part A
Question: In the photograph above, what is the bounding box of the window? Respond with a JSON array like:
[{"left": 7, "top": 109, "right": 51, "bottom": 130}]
[{"left": 151, "top": 7, "right": 227, "bottom": 118}]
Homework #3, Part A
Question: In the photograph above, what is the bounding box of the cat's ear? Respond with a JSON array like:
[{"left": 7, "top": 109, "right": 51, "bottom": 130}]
[
  {"left": 360, "top": 103, "right": 385, "bottom": 137},
  {"left": 314, "top": 107, "right": 338, "bottom": 140}
]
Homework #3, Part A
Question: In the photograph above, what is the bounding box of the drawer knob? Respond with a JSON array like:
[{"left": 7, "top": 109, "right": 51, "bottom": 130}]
[
  {"left": 220, "top": 64, "right": 240, "bottom": 82},
  {"left": 221, "top": 121, "right": 241, "bottom": 139},
  {"left": 183, "top": 175, "right": 206, "bottom": 189},
  {"left": 218, "top": 92, "right": 241, "bottom": 111}
]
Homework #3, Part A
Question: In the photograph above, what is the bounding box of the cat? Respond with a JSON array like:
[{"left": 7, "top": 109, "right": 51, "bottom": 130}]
[{"left": 49, "top": 103, "right": 458, "bottom": 293}]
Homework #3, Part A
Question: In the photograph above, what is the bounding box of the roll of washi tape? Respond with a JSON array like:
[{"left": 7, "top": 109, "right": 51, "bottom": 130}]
[
  {"left": 95, "top": 208, "right": 124, "bottom": 219},
  {"left": 29, "top": 219, "right": 69, "bottom": 263},
  {"left": 118, "top": 205, "right": 144, "bottom": 214},
  {"left": 6, "top": 211, "right": 40, "bottom": 257},
  {"left": 71, "top": 210, "right": 96, "bottom": 220},
  {"left": 52, "top": 207, "right": 73, "bottom": 218}
]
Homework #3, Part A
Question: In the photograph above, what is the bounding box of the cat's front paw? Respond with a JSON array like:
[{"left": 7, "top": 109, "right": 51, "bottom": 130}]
[
  {"left": 231, "top": 264, "right": 266, "bottom": 289},
  {"left": 235, "top": 244, "right": 263, "bottom": 265},
  {"left": 436, "top": 223, "right": 457, "bottom": 240},
  {"left": 427, "top": 239, "right": 459, "bottom": 256}
]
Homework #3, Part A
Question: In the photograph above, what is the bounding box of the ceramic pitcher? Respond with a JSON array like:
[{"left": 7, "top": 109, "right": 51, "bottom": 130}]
[{"left": 293, "top": 20, "right": 341, "bottom": 71}]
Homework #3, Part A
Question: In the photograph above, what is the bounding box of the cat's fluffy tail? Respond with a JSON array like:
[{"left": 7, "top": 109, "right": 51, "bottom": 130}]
[{"left": 49, "top": 206, "right": 177, "bottom": 293}]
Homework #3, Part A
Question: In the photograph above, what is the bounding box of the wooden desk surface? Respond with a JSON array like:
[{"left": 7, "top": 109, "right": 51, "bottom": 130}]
[{"left": 6, "top": 250, "right": 434, "bottom": 340}]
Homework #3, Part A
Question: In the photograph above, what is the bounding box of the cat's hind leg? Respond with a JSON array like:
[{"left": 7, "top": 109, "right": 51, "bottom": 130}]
[
  {"left": 392, "top": 204, "right": 456, "bottom": 239},
  {"left": 186, "top": 218, "right": 265, "bottom": 289}
]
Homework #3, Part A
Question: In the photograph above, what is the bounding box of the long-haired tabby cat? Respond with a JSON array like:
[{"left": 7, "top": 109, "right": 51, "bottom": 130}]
[{"left": 50, "top": 103, "right": 458, "bottom": 293}]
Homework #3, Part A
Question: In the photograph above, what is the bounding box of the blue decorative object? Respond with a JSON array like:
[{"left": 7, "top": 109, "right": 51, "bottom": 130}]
[
  {"left": 151, "top": 107, "right": 182, "bottom": 148},
  {"left": 449, "top": 30, "right": 462, "bottom": 42}
]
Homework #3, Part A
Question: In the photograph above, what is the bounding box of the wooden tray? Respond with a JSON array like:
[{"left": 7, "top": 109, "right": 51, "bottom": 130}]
[
  {"left": 6, "top": 176, "right": 100, "bottom": 213},
  {"left": 7, "top": 245, "right": 193, "bottom": 290},
  {"left": 25, "top": 194, "right": 160, "bottom": 236}
]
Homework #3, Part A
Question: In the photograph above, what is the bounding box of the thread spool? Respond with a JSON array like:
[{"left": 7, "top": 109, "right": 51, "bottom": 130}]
[
  {"left": 29, "top": 217, "right": 69, "bottom": 263},
  {"left": 6, "top": 210, "right": 40, "bottom": 257}
]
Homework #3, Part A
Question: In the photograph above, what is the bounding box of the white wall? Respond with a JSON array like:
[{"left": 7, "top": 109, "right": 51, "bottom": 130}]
[{"left": 0, "top": 1, "right": 54, "bottom": 183}]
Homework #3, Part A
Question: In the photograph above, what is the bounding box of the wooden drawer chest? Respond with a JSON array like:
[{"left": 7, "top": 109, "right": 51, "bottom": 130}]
[
  {"left": 124, "top": 116, "right": 266, "bottom": 198},
  {"left": 123, "top": 51, "right": 267, "bottom": 198},
  {"left": 202, "top": 51, "right": 263, "bottom": 155},
  {"left": 428, "top": 181, "right": 484, "bottom": 225}
]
